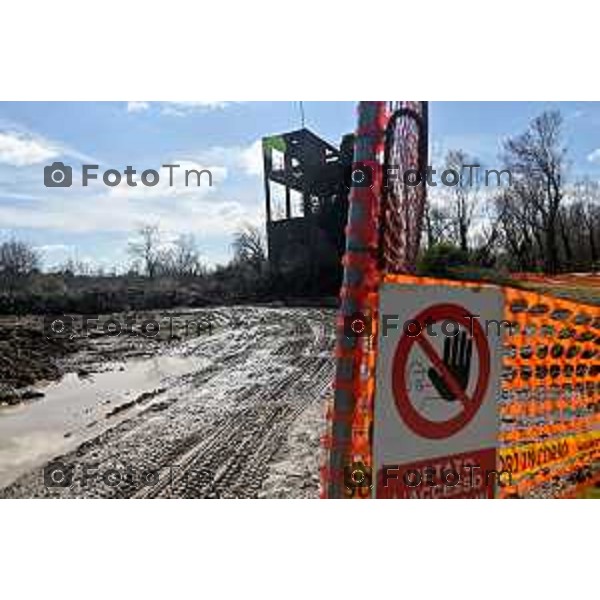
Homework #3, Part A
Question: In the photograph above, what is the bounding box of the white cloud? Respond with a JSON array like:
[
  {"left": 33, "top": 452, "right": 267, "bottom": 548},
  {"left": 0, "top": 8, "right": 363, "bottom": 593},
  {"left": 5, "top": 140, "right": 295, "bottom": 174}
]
[
  {"left": 238, "top": 140, "right": 263, "bottom": 176},
  {"left": 0, "top": 138, "right": 263, "bottom": 268},
  {"left": 188, "top": 140, "right": 263, "bottom": 178},
  {"left": 0, "top": 131, "right": 61, "bottom": 166},
  {"left": 587, "top": 148, "right": 600, "bottom": 164},
  {"left": 0, "top": 189, "right": 47, "bottom": 201},
  {"left": 35, "top": 243, "right": 72, "bottom": 252},
  {"left": 162, "top": 101, "right": 230, "bottom": 114},
  {"left": 125, "top": 101, "right": 233, "bottom": 117},
  {"left": 0, "top": 121, "right": 98, "bottom": 169},
  {"left": 0, "top": 155, "right": 260, "bottom": 238},
  {"left": 0, "top": 193, "right": 260, "bottom": 237},
  {"left": 127, "top": 101, "right": 150, "bottom": 113}
]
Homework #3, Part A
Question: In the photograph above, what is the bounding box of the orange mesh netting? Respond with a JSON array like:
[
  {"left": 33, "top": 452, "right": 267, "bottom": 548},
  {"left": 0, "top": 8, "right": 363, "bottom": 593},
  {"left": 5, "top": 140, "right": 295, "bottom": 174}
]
[
  {"left": 322, "top": 272, "right": 600, "bottom": 498},
  {"left": 321, "top": 101, "right": 599, "bottom": 498},
  {"left": 498, "top": 285, "right": 600, "bottom": 497}
]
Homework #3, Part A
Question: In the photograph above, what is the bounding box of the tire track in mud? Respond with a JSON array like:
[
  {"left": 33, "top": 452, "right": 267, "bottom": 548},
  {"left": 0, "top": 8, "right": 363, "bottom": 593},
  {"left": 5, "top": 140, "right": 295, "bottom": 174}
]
[
  {"left": 139, "top": 353, "right": 333, "bottom": 498},
  {"left": 0, "top": 307, "right": 335, "bottom": 499}
]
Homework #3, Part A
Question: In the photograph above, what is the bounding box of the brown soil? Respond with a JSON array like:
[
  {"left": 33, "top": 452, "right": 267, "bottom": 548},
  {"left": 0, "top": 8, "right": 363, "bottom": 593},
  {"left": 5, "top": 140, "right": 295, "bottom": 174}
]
[{"left": 0, "top": 319, "right": 81, "bottom": 404}]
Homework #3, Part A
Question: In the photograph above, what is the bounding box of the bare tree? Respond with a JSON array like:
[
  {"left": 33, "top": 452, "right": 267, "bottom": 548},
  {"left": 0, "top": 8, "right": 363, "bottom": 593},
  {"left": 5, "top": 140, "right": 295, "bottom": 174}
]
[
  {"left": 59, "top": 257, "right": 93, "bottom": 276},
  {"left": 128, "top": 224, "right": 161, "bottom": 279},
  {"left": 171, "top": 234, "right": 203, "bottom": 277},
  {"left": 471, "top": 196, "right": 503, "bottom": 267},
  {"left": 444, "top": 149, "right": 481, "bottom": 252},
  {"left": 0, "top": 239, "right": 41, "bottom": 293},
  {"left": 152, "top": 235, "right": 204, "bottom": 278},
  {"left": 494, "top": 187, "right": 539, "bottom": 270},
  {"left": 502, "top": 111, "right": 565, "bottom": 274},
  {"left": 580, "top": 183, "right": 600, "bottom": 268},
  {"left": 232, "top": 225, "right": 266, "bottom": 272},
  {"left": 558, "top": 180, "right": 600, "bottom": 270},
  {"left": 423, "top": 200, "right": 453, "bottom": 249}
]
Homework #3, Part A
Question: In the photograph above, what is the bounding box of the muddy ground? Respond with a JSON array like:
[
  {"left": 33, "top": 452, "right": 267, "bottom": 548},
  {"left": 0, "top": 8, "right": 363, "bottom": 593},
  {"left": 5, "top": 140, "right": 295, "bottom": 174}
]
[
  {"left": 0, "top": 307, "right": 335, "bottom": 498},
  {"left": 0, "top": 319, "right": 79, "bottom": 403}
]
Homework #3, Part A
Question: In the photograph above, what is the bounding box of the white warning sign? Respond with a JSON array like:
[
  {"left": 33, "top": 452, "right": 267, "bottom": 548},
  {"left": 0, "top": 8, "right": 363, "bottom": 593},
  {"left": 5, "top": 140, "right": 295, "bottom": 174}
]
[{"left": 373, "top": 282, "right": 504, "bottom": 498}]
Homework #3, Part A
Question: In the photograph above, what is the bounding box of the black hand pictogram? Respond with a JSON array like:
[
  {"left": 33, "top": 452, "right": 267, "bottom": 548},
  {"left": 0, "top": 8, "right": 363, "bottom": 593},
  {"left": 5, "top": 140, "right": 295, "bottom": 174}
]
[{"left": 427, "top": 330, "right": 473, "bottom": 402}]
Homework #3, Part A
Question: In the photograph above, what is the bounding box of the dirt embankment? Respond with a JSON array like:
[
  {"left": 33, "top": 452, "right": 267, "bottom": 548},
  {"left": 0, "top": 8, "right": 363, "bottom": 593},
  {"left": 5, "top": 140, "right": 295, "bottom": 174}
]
[
  {"left": 0, "top": 309, "right": 214, "bottom": 404},
  {"left": 0, "top": 319, "right": 79, "bottom": 404}
]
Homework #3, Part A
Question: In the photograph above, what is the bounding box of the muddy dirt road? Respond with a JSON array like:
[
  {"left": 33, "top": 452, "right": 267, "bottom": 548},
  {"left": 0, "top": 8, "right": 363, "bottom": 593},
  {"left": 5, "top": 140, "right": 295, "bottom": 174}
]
[{"left": 0, "top": 307, "right": 335, "bottom": 498}]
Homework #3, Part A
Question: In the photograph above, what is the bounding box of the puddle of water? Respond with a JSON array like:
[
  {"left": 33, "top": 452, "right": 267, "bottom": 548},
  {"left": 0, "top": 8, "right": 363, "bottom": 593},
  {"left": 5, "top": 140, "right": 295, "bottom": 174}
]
[{"left": 0, "top": 354, "right": 205, "bottom": 489}]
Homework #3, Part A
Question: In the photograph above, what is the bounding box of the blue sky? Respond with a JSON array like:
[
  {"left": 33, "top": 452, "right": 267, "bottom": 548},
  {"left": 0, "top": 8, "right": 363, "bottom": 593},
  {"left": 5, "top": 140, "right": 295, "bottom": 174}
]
[{"left": 1, "top": 101, "right": 599, "bottom": 271}]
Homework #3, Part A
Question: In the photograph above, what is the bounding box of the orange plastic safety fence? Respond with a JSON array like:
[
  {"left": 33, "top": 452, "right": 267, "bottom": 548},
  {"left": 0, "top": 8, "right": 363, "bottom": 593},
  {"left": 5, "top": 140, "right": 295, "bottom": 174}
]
[
  {"left": 499, "top": 286, "right": 600, "bottom": 498},
  {"left": 320, "top": 102, "right": 387, "bottom": 499},
  {"left": 321, "top": 272, "right": 600, "bottom": 499}
]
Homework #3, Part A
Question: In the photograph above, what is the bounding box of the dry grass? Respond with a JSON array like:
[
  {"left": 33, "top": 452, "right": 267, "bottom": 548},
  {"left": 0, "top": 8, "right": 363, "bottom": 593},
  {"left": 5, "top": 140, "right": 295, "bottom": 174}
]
[{"left": 507, "top": 274, "right": 600, "bottom": 306}]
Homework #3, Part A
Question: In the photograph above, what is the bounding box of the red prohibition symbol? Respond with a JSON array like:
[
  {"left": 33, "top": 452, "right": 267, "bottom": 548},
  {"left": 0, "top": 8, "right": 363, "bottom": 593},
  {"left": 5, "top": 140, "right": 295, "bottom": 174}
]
[{"left": 392, "top": 303, "right": 490, "bottom": 439}]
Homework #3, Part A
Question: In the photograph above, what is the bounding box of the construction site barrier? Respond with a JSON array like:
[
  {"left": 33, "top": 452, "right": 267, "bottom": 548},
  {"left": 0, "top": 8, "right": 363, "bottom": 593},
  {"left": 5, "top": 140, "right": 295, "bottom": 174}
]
[
  {"left": 321, "top": 101, "right": 600, "bottom": 498},
  {"left": 322, "top": 274, "right": 600, "bottom": 498}
]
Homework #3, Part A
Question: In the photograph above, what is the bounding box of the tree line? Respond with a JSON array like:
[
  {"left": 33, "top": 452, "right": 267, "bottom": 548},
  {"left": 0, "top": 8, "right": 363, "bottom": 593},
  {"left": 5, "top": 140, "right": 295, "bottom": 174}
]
[
  {"left": 0, "top": 223, "right": 269, "bottom": 313},
  {"left": 2, "top": 108, "right": 599, "bottom": 306},
  {"left": 422, "top": 110, "right": 600, "bottom": 276}
]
